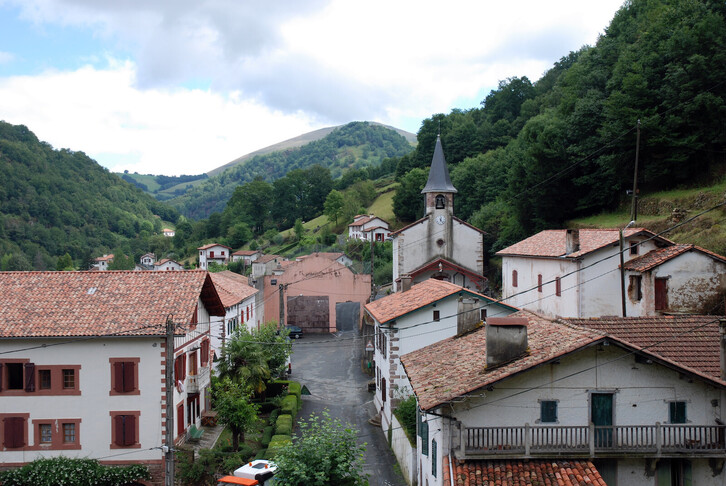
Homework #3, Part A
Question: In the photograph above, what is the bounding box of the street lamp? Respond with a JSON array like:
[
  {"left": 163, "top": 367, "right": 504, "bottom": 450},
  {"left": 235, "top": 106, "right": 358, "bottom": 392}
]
[{"left": 619, "top": 220, "right": 635, "bottom": 317}]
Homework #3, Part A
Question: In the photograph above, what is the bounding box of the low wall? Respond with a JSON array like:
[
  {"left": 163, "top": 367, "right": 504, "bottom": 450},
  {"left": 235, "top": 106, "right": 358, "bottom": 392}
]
[{"left": 390, "top": 414, "right": 417, "bottom": 486}]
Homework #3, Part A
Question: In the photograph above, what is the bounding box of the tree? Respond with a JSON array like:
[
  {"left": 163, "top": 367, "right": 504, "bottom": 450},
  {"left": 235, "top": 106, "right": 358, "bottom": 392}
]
[
  {"left": 294, "top": 219, "right": 305, "bottom": 242},
  {"left": 217, "top": 327, "right": 272, "bottom": 395},
  {"left": 56, "top": 252, "right": 74, "bottom": 271},
  {"left": 324, "top": 190, "right": 345, "bottom": 226},
  {"left": 108, "top": 253, "right": 135, "bottom": 270},
  {"left": 255, "top": 322, "right": 292, "bottom": 378},
  {"left": 212, "top": 377, "right": 259, "bottom": 451},
  {"left": 227, "top": 222, "right": 253, "bottom": 248},
  {"left": 273, "top": 410, "right": 367, "bottom": 486},
  {"left": 392, "top": 168, "right": 428, "bottom": 222}
]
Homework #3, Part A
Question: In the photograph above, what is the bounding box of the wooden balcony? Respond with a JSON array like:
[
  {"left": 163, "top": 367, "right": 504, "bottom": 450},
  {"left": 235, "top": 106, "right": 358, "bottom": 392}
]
[
  {"left": 460, "top": 424, "right": 726, "bottom": 459},
  {"left": 186, "top": 366, "right": 210, "bottom": 394}
]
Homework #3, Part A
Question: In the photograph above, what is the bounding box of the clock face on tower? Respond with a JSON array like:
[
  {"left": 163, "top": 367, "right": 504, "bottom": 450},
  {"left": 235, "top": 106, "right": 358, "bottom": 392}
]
[{"left": 435, "top": 215, "right": 445, "bottom": 225}]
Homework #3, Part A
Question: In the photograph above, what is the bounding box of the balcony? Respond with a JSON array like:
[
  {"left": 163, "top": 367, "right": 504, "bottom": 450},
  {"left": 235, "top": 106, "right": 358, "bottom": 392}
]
[
  {"left": 186, "top": 366, "right": 210, "bottom": 394},
  {"left": 174, "top": 321, "right": 210, "bottom": 349},
  {"left": 459, "top": 424, "right": 726, "bottom": 459}
]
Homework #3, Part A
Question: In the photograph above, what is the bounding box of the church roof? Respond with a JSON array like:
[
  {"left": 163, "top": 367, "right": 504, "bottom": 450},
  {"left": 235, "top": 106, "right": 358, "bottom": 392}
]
[{"left": 421, "top": 135, "right": 457, "bottom": 194}]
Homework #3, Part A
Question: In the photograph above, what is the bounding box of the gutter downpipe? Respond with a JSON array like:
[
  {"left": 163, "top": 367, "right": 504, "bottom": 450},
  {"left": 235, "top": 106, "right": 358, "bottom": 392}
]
[
  {"left": 448, "top": 455, "right": 455, "bottom": 486},
  {"left": 619, "top": 221, "right": 635, "bottom": 317}
]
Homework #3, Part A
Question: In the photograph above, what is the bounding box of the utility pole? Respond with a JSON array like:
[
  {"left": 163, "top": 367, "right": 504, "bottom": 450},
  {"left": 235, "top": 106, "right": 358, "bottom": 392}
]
[
  {"left": 164, "top": 315, "right": 175, "bottom": 486},
  {"left": 370, "top": 236, "right": 375, "bottom": 302},
  {"left": 279, "top": 283, "right": 286, "bottom": 329},
  {"left": 630, "top": 119, "right": 641, "bottom": 222}
]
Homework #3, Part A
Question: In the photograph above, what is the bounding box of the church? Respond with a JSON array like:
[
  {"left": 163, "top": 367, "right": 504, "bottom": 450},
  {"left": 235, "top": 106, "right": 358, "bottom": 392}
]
[{"left": 391, "top": 135, "right": 487, "bottom": 292}]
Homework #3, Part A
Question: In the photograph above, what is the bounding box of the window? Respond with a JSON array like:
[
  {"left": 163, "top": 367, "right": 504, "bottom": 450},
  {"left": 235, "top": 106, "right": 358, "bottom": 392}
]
[
  {"left": 111, "top": 413, "right": 139, "bottom": 448},
  {"left": 480, "top": 309, "right": 487, "bottom": 322},
  {"left": 209, "top": 251, "right": 215, "bottom": 258},
  {"left": 63, "top": 423, "right": 76, "bottom": 444},
  {"left": 540, "top": 400, "right": 558, "bottom": 423},
  {"left": 433, "top": 310, "right": 440, "bottom": 322},
  {"left": 629, "top": 275, "right": 643, "bottom": 301},
  {"left": 538, "top": 274, "right": 543, "bottom": 293},
  {"left": 39, "top": 370, "right": 51, "bottom": 390},
  {"left": 381, "top": 377, "right": 386, "bottom": 403},
  {"left": 3, "top": 416, "right": 26, "bottom": 448},
  {"left": 655, "top": 278, "right": 669, "bottom": 311},
  {"left": 432, "top": 439, "right": 437, "bottom": 478},
  {"left": 669, "top": 401, "right": 687, "bottom": 424},
  {"left": 112, "top": 361, "right": 137, "bottom": 393},
  {"left": 656, "top": 459, "right": 691, "bottom": 486},
  {"left": 630, "top": 240, "right": 639, "bottom": 256},
  {"left": 174, "top": 354, "right": 187, "bottom": 383},
  {"left": 6, "top": 363, "right": 24, "bottom": 390},
  {"left": 201, "top": 339, "right": 210, "bottom": 367},
  {"left": 512, "top": 270, "right": 518, "bottom": 288},
  {"left": 555, "top": 277, "right": 561, "bottom": 297},
  {"left": 39, "top": 423, "right": 52, "bottom": 443},
  {"left": 62, "top": 369, "right": 75, "bottom": 389}
]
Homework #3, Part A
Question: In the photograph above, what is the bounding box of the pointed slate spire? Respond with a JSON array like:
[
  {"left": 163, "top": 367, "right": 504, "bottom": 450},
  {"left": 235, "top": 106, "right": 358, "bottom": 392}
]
[{"left": 421, "top": 135, "right": 457, "bottom": 194}]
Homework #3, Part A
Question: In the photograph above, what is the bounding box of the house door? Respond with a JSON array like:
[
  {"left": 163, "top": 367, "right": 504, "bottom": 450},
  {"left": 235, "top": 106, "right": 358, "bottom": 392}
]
[
  {"left": 176, "top": 403, "right": 185, "bottom": 437},
  {"left": 591, "top": 393, "right": 614, "bottom": 448},
  {"left": 655, "top": 278, "right": 669, "bottom": 311}
]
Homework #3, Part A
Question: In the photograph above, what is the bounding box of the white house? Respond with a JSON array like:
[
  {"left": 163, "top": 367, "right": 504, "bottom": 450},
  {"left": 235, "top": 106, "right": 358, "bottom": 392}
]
[
  {"left": 92, "top": 254, "right": 114, "bottom": 271},
  {"left": 401, "top": 311, "right": 726, "bottom": 486},
  {"left": 0, "top": 270, "right": 225, "bottom": 484},
  {"left": 208, "top": 271, "right": 259, "bottom": 369},
  {"left": 365, "top": 278, "right": 518, "bottom": 434},
  {"left": 198, "top": 243, "right": 232, "bottom": 270},
  {"left": 154, "top": 259, "right": 184, "bottom": 271},
  {"left": 295, "top": 252, "right": 354, "bottom": 268},
  {"left": 140, "top": 253, "right": 156, "bottom": 267},
  {"left": 391, "top": 135, "right": 486, "bottom": 292},
  {"left": 348, "top": 215, "right": 392, "bottom": 242},
  {"left": 496, "top": 228, "right": 676, "bottom": 318},
  {"left": 251, "top": 254, "right": 287, "bottom": 278},
  {"left": 162, "top": 228, "right": 175, "bottom": 237},
  {"left": 231, "top": 250, "right": 262, "bottom": 266}
]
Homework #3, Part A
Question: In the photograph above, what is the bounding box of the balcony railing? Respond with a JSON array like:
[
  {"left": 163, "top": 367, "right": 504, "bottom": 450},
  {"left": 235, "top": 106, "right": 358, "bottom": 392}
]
[
  {"left": 462, "top": 424, "right": 726, "bottom": 458},
  {"left": 186, "top": 366, "right": 210, "bottom": 394},
  {"left": 174, "top": 322, "right": 210, "bottom": 349}
]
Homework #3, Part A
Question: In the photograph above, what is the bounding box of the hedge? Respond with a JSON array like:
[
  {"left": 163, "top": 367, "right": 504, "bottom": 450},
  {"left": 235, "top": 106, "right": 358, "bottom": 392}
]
[
  {"left": 274, "top": 379, "right": 302, "bottom": 407},
  {"left": 261, "top": 426, "right": 274, "bottom": 448},
  {"left": 267, "top": 435, "right": 292, "bottom": 458},
  {"left": 275, "top": 414, "right": 293, "bottom": 436},
  {"left": 281, "top": 395, "right": 298, "bottom": 417}
]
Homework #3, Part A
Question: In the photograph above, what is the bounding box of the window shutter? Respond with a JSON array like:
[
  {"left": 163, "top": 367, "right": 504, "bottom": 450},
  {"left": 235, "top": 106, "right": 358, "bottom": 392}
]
[
  {"left": 0, "top": 363, "right": 3, "bottom": 392},
  {"left": 4, "top": 417, "right": 25, "bottom": 448},
  {"left": 114, "top": 415, "right": 124, "bottom": 446},
  {"left": 432, "top": 439, "right": 437, "bottom": 477},
  {"left": 421, "top": 420, "right": 429, "bottom": 456},
  {"left": 124, "top": 415, "right": 136, "bottom": 446},
  {"left": 24, "top": 363, "right": 35, "bottom": 392},
  {"left": 114, "top": 362, "right": 124, "bottom": 392},
  {"left": 182, "top": 354, "right": 187, "bottom": 380},
  {"left": 123, "top": 362, "right": 135, "bottom": 392}
]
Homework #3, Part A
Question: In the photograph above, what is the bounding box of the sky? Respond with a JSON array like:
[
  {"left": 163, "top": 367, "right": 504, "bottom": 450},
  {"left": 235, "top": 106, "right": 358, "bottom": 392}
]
[{"left": 0, "top": 0, "right": 625, "bottom": 176}]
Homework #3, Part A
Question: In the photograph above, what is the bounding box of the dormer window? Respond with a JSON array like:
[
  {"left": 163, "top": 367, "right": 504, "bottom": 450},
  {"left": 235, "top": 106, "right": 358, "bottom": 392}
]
[{"left": 435, "top": 195, "right": 446, "bottom": 209}]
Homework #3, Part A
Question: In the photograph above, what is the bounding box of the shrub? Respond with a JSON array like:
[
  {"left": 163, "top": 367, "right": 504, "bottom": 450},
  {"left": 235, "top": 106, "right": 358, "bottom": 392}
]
[
  {"left": 281, "top": 394, "right": 298, "bottom": 417},
  {"left": 267, "top": 435, "right": 292, "bottom": 458},
  {"left": 0, "top": 457, "right": 150, "bottom": 486},
  {"left": 269, "top": 408, "right": 280, "bottom": 425},
  {"left": 276, "top": 414, "right": 293, "bottom": 435},
  {"left": 394, "top": 395, "right": 417, "bottom": 443},
  {"left": 261, "top": 425, "right": 274, "bottom": 447}
]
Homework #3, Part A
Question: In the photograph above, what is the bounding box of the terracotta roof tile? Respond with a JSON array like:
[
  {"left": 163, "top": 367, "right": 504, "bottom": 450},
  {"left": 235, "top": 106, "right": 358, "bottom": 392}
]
[
  {"left": 232, "top": 250, "right": 260, "bottom": 256},
  {"left": 446, "top": 457, "right": 606, "bottom": 486},
  {"left": 623, "top": 244, "right": 726, "bottom": 272},
  {"left": 565, "top": 315, "right": 724, "bottom": 381},
  {"left": 209, "top": 271, "right": 258, "bottom": 307},
  {"left": 496, "top": 228, "right": 670, "bottom": 258},
  {"left": 364, "top": 279, "right": 503, "bottom": 324},
  {"left": 0, "top": 270, "right": 223, "bottom": 338},
  {"left": 256, "top": 254, "right": 282, "bottom": 264},
  {"left": 402, "top": 310, "right": 604, "bottom": 410},
  {"left": 198, "top": 243, "right": 232, "bottom": 250}
]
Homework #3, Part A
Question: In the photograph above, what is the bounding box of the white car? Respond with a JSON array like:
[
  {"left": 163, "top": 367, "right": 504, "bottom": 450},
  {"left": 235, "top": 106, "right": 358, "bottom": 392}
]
[{"left": 233, "top": 460, "right": 277, "bottom": 485}]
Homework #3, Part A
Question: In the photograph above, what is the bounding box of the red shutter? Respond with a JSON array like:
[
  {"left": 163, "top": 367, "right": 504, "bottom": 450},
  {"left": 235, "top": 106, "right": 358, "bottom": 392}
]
[
  {"left": 201, "top": 340, "right": 209, "bottom": 366},
  {"left": 123, "top": 362, "right": 135, "bottom": 392},
  {"left": 555, "top": 277, "right": 561, "bottom": 297},
  {"left": 537, "top": 274, "right": 543, "bottom": 292},
  {"left": 3, "top": 417, "right": 25, "bottom": 448},
  {"left": 24, "top": 363, "right": 35, "bottom": 392},
  {"left": 0, "top": 363, "right": 3, "bottom": 392},
  {"left": 512, "top": 270, "right": 518, "bottom": 288},
  {"left": 182, "top": 354, "right": 187, "bottom": 381},
  {"left": 114, "top": 415, "right": 124, "bottom": 446},
  {"left": 114, "top": 362, "right": 124, "bottom": 393},
  {"left": 655, "top": 278, "right": 668, "bottom": 310},
  {"left": 124, "top": 415, "right": 136, "bottom": 446}
]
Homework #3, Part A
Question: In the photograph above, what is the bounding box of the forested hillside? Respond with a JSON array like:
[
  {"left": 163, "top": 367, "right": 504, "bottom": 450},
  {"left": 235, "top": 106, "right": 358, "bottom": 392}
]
[
  {"left": 392, "top": 0, "right": 726, "bottom": 253},
  {"left": 0, "top": 122, "right": 179, "bottom": 270},
  {"left": 170, "top": 122, "right": 414, "bottom": 219}
]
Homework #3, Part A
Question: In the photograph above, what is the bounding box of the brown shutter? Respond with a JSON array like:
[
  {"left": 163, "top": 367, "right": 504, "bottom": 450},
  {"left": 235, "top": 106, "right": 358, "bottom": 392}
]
[
  {"left": 114, "top": 362, "right": 124, "bottom": 393},
  {"left": 124, "top": 415, "right": 136, "bottom": 446},
  {"left": 24, "top": 363, "right": 35, "bottom": 392},
  {"left": 4, "top": 417, "right": 25, "bottom": 448},
  {"left": 114, "top": 415, "right": 124, "bottom": 446},
  {"left": 0, "top": 363, "right": 3, "bottom": 392},
  {"left": 182, "top": 354, "right": 187, "bottom": 380},
  {"left": 123, "top": 362, "right": 135, "bottom": 392}
]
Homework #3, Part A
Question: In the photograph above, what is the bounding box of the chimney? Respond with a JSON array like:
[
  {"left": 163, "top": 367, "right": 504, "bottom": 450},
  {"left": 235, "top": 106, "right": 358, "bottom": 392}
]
[
  {"left": 720, "top": 319, "right": 726, "bottom": 380},
  {"left": 457, "top": 298, "right": 482, "bottom": 335},
  {"left": 399, "top": 275, "right": 412, "bottom": 292},
  {"left": 565, "top": 229, "right": 580, "bottom": 255},
  {"left": 486, "top": 317, "right": 529, "bottom": 369}
]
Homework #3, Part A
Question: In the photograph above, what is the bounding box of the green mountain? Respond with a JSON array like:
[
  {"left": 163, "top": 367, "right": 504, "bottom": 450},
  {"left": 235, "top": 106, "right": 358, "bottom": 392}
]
[
  {"left": 0, "top": 121, "right": 180, "bottom": 270},
  {"left": 168, "top": 121, "right": 415, "bottom": 219}
]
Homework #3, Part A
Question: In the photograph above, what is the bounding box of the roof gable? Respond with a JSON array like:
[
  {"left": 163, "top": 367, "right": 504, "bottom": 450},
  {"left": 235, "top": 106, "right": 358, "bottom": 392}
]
[
  {"left": 209, "top": 271, "right": 258, "bottom": 307},
  {"left": 624, "top": 244, "right": 726, "bottom": 272},
  {"left": 0, "top": 270, "right": 224, "bottom": 338}
]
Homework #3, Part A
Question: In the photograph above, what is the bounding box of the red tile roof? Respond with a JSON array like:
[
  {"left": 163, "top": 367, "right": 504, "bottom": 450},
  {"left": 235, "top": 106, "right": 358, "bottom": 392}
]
[
  {"left": 209, "top": 271, "right": 258, "bottom": 307},
  {"left": 565, "top": 315, "right": 724, "bottom": 382},
  {"left": 95, "top": 254, "right": 114, "bottom": 262},
  {"left": 444, "top": 457, "right": 606, "bottom": 486},
  {"left": 256, "top": 254, "right": 283, "bottom": 264},
  {"left": 496, "top": 228, "right": 670, "bottom": 258},
  {"left": 0, "top": 271, "right": 224, "bottom": 338},
  {"left": 623, "top": 244, "right": 726, "bottom": 272},
  {"left": 365, "top": 279, "right": 506, "bottom": 325},
  {"left": 232, "top": 250, "right": 260, "bottom": 256},
  {"left": 198, "top": 243, "right": 232, "bottom": 250},
  {"left": 401, "top": 310, "right": 605, "bottom": 410}
]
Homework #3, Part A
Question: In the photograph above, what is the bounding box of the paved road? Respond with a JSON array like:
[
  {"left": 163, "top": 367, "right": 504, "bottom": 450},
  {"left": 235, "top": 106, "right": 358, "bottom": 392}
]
[{"left": 290, "top": 331, "right": 407, "bottom": 486}]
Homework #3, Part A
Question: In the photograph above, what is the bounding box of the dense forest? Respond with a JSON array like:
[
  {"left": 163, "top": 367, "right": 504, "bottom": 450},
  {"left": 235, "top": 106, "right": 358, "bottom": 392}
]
[
  {"left": 392, "top": 0, "right": 726, "bottom": 252},
  {"left": 169, "top": 122, "right": 413, "bottom": 219},
  {"left": 0, "top": 122, "right": 179, "bottom": 270}
]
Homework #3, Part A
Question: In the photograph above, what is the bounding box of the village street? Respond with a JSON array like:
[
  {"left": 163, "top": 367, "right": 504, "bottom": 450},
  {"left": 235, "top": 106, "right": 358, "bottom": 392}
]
[{"left": 290, "top": 331, "right": 407, "bottom": 486}]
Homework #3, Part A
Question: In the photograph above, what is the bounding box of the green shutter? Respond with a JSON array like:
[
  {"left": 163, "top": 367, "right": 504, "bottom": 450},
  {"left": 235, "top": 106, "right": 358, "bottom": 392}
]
[
  {"left": 669, "top": 402, "right": 686, "bottom": 424},
  {"left": 421, "top": 420, "right": 428, "bottom": 456},
  {"left": 431, "top": 439, "right": 437, "bottom": 478},
  {"left": 541, "top": 401, "right": 557, "bottom": 423}
]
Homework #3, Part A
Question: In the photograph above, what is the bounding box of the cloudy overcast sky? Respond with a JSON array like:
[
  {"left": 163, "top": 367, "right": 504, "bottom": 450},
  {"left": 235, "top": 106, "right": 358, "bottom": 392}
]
[{"left": 0, "top": 0, "right": 625, "bottom": 176}]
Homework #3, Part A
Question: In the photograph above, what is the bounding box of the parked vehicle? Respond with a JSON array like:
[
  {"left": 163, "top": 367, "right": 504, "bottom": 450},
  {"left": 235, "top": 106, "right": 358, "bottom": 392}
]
[
  {"left": 221, "top": 460, "right": 277, "bottom": 486},
  {"left": 286, "top": 325, "right": 303, "bottom": 339}
]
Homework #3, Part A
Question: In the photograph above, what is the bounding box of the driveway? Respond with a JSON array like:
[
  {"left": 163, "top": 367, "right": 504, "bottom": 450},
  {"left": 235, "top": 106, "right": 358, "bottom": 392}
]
[{"left": 290, "top": 330, "right": 407, "bottom": 486}]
